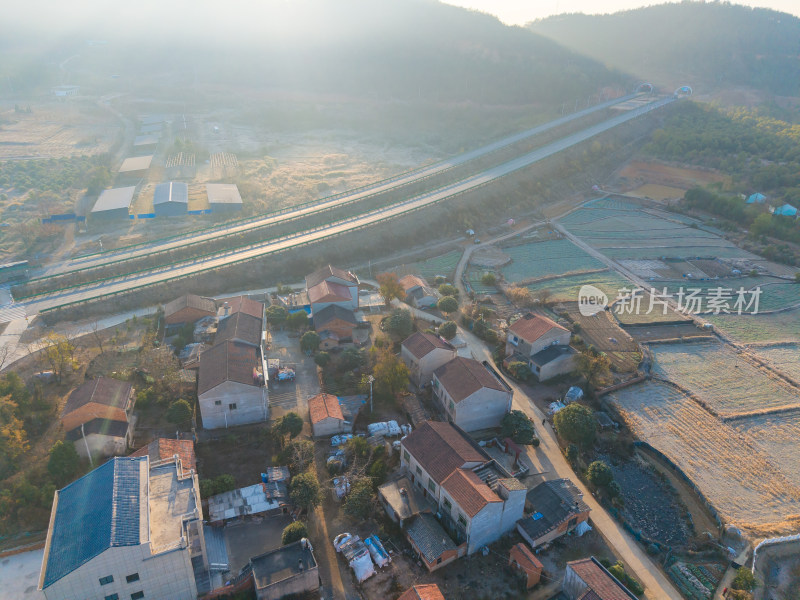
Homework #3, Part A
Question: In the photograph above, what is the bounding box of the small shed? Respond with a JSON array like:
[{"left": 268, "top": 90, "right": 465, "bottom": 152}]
[
  {"left": 91, "top": 187, "right": 135, "bottom": 220},
  {"left": 747, "top": 192, "right": 766, "bottom": 204},
  {"left": 153, "top": 181, "right": 189, "bottom": 217},
  {"left": 308, "top": 393, "right": 350, "bottom": 437},
  {"left": 564, "top": 386, "right": 583, "bottom": 403},
  {"left": 508, "top": 543, "right": 543, "bottom": 588},
  {"left": 206, "top": 183, "right": 243, "bottom": 214},
  {"left": 118, "top": 155, "right": 152, "bottom": 177},
  {"left": 774, "top": 204, "right": 798, "bottom": 217},
  {"left": 207, "top": 481, "right": 288, "bottom": 524}
]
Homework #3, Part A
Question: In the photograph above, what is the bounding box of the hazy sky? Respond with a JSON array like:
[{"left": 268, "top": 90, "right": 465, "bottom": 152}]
[{"left": 443, "top": 0, "right": 800, "bottom": 25}]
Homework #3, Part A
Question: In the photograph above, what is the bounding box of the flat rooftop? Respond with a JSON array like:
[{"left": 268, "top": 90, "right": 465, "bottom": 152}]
[
  {"left": 379, "top": 474, "right": 436, "bottom": 522},
  {"left": 92, "top": 186, "right": 135, "bottom": 213},
  {"left": 148, "top": 462, "right": 198, "bottom": 553},
  {"left": 119, "top": 155, "right": 153, "bottom": 173},
  {"left": 251, "top": 542, "right": 316, "bottom": 590},
  {"left": 206, "top": 183, "right": 243, "bottom": 205}
]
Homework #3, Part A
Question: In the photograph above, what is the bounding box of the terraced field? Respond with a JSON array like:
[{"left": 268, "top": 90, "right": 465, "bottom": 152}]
[
  {"left": 649, "top": 277, "right": 795, "bottom": 314},
  {"left": 650, "top": 340, "right": 800, "bottom": 418},
  {"left": 499, "top": 238, "right": 604, "bottom": 283},
  {"left": 608, "top": 381, "right": 800, "bottom": 535},
  {"left": 464, "top": 266, "right": 497, "bottom": 295},
  {"left": 733, "top": 410, "right": 800, "bottom": 487},
  {"left": 705, "top": 308, "right": 800, "bottom": 344},
  {"left": 752, "top": 344, "right": 800, "bottom": 382},
  {"left": 525, "top": 270, "right": 629, "bottom": 303}
]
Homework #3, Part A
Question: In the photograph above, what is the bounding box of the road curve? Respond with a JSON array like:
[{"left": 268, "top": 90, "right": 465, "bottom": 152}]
[{"left": 21, "top": 97, "right": 674, "bottom": 316}]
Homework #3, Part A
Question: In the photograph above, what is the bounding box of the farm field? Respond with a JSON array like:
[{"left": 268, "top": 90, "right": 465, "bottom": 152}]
[
  {"left": 525, "top": 270, "right": 630, "bottom": 303},
  {"left": 650, "top": 340, "right": 800, "bottom": 418},
  {"left": 464, "top": 266, "right": 497, "bottom": 295},
  {"left": 611, "top": 289, "right": 691, "bottom": 325},
  {"left": 562, "top": 302, "right": 640, "bottom": 373},
  {"left": 499, "top": 238, "right": 604, "bottom": 283},
  {"left": 559, "top": 203, "right": 752, "bottom": 261},
  {"left": 395, "top": 249, "right": 462, "bottom": 281},
  {"left": 608, "top": 381, "right": 800, "bottom": 535},
  {"left": 651, "top": 277, "right": 796, "bottom": 314},
  {"left": 733, "top": 410, "right": 800, "bottom": 487},
  {"left": 751, "top": 344, "right": 800, "bottom": 383},
  {"left": 625, "top": 323, "right": 710, "bottom": 342},
  {"left": 617, "top": 160, "right": 730, "bottom": 188},
  {"left": 628, "top": 183, "right": 685, "bottom": 201},
  {"left": 705, "top": 308, "right": 800, "bottom": 344}
]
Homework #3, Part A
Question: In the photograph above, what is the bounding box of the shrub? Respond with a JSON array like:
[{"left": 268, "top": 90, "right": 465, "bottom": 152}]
[
  {"left": 566, "top": 444, "right": 579, "bottom": 463},
  {"left": 48, "top": 441, "right": 80, "bottom": 486},
  {"left": 607, "top": 480, "right": 622, "bottom": 498},
  {"left": 314, "top": 352, "right": 331, "bottom": 368},
  {"left": 385, "top": 308, "right": 413, "bottom": 338},
  {"left": 553, "top": 403, "right": 596, "bottom": 448},
  {"left": 166, "top": 399, "right": 193, "bottom": 427},
  {"left": 586, "top": 460, "right": 613, "bottom": 487},
  {"left": 290, "top": 471, "right": 322, "bottom": 511},
  {"left": 437, "top": 296, "right": 459, "bottom": 315},
  {"left": 281, "top": 521, "right": 308, "bottom": 545},
  {"left": 343, "top": 479, "right": 374, "bottom": 519},
  {"left": 506, "top": 361, "right": 531, "bottom": 381},
  {"left": 438, "top": 283, "right": 458, "bottom": 297},
  {"left": 607, "top": 562, "right": 644, "bottom": 596},
  {"left": 368, "top": 459, "right": 387, "bottom": 485},
  {"left": 501, "top": 410, "right": 537, "bottom": 445},
  {"left": 438, "top": 321, "right": 457, "bottom": 340},
  {"left": 300, "top": 331, "right": 320, "bottom": 353},
  {"left": 732, "top": 567, "right": 756, "bottom": 591},
  {"left": 481, "top": 272, "right": 497, "bottom": 286}
]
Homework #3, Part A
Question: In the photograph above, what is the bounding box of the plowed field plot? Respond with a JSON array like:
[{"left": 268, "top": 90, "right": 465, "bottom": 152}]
[
  {"left": 629, "top": 184, "right": 685, "bottom": 201},
  {"left": 464, "top": 266, "right": 496, "bottom": 295},
  {"left": 611, "top": 290, "right": 690, "bottom": 325},
  {"left": 705, "top": 308, "right": 800, "bottom": 344},
  {"left": 396, "top": 250, "right": 462, "bottom": 281},
  {"left": 752, "top": 344, "right": 800, "bottom": 382},
  {"left": 733, "top": 410, "right": 800, "bottom": 487},
  {"left": 598, "top": 453, "right": 691, "bottom": 548},
  {"left": 525, "top": 271, "right": 629, "bottom": 303},
  {"left": 625, "top": 323, "right": 708, "bottom": 342},
  {"left": 563, "top": 303, "right": 640, "bottom": 373},
  {"left": 559, "top": 205, "right": 751, "bottom": 260},
  {"left": 608, "top": 381, "right": 800, "bottom": 534},
  {"left": 499, "top": 239, "right": 604, "bottom": 283},
  {"left": 617, "top": 259, "right": 680, "bottom": 279},
  {"left": 618, "top": 161, "right": 729, "bottom": 187},
  {"left": 650, "top": 340, "right": 800, "bottom": 418}
]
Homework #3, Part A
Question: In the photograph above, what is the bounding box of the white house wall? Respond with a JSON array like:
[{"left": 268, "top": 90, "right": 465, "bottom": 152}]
[
  {"left": 199, "top": 381, "right": 267, "bottom": 429},
  {"left": 451, "top": 388, "right": 512, "bottom": 432},
  {"left": 42, "top": 543, "right": 197, "bottom": 600}
]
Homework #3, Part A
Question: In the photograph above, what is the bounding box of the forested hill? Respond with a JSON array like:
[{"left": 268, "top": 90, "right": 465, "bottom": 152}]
[
  {"left": 529, "top": 2, "right": 800, "bottom": 96},
  {"left": 3, "top": 0, "right": 629, "bottom": 106}
]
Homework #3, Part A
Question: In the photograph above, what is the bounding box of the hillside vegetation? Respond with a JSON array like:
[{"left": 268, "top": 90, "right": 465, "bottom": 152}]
[{"left": 529, "top": 2, "right": 800, "bottom": 95}]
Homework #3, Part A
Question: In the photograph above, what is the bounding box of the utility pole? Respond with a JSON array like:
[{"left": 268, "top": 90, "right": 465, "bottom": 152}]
[{"left": 368, "top": 375, "right": 375, "bottom": 413}]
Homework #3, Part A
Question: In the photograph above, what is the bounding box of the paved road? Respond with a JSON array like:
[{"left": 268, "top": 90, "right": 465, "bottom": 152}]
[
  {"left": 14, "top": 97, "right": 674, "bottom": 318},
  {"left": 452, "top": 228, "right": 682, "bottom": 600},
  {"left": 41, "top": 93, "right": 641, "bottom": 277}
]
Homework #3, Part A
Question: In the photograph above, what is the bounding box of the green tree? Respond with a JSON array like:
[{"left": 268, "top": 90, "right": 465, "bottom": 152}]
[
  {"left": 385, "top": 308, "right": 413, "bottom": 338},
  {"left": 372, "top": 349, "right": 410, "bottom": 398},
  {"left": 586, "top": 460, "right": 613, "bottom": 487},
  {"left": 281, "top": 521, "right": 308, "bottom": 545},
  {"left": 290, "top": 471, "right": 321, "bottom": 511},
  {"left": 368, "top": 459, "right": 387, "bottom": 484},
  {"left": 39, "top": 333, "right": 78, "bottom": 382},
  {"left": 575, "top": 349, "right": 612, "bottom": 390},
  {"left": 300, "top": 331, "right": 321, "bottom": 353},
  {"left": 731, "top": 567, "right": 756, "bottom": 591},
  {"left": 795, "top": 272, "right": 800, "bottom": 283},
  {"left": 337, "top": 347, "right": 364, "bottom": 371},
  {"left": 607, "top": 562, "right": 644, "bottom": 596},
  {"left": 314, "top": 352, "right": 331, "bottom": 368},
  {"left": 343, "top": 479, "right": 374, "bottom": 519},
  {"left": 438, "top": 321, "right": 457, "bottom": 340},
  {"left": 553, "top": 403, "right": 596, "bottom": 448},
  {"left": 166, "top": 399, "right": 193, "bottom": 427},
  {"left": 749, "top": 212, "right": 774, "bottom": 238},
  {"left": 506, "top": 361, "right": 531, "bottom": 381},
  {"left": 501, "top": 410, "right": 537, "bottom": 445},
  {"left": 438, "top": 283, "right": 459, "bottom": 297},
  {"left": 47, "top": 440, "right": 80, "bottom": 486},
  {"left": 481, "top": 272, "right": 497, "bottom": 286},
  {"left": 266, "top": 304, "right": 288, "bottom": 327},
  {"left": 566, "top": 443, "right": 579, "bottom": 463},
  {"left": 377, "top": 272, "right": 405, "bottom": 305},
  {"left": 437, "top": 296, "right": 459, "bottom": 316},
  {"left": 287, "top": 311, "right": 309, "bottom": 331},
  {"left": 277, "top": 412, "right": 304, "bottom": 440}
]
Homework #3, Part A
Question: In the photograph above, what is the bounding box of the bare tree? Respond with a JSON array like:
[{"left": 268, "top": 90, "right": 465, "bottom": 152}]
[{"left": 90, "top": 320, "right": 105, "bottom": 355}]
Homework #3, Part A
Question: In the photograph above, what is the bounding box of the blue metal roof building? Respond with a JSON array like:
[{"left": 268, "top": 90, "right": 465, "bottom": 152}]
[
  {"left": 747, "top": 192, "right": 766, "bottom": 204},
  {"left": 774, "top": 203, "right": 798, "bottom": 217},
  {"left": 153, "top": 181, "right": 189, "bottom": 217},
  {"left": 41, "top": 457, "right": 145, "bottom": 588}
]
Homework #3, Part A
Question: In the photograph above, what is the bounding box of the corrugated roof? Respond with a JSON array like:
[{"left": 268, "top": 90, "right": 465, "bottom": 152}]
[
  {"left": 508, "top": 313, "right": 567, "bottom": 344},
  {"left": 518, "top": 479, "right": 589, "bottom": 542},
  {"left": 198, "top": 341, "right": 260, "bottom": 395},
  {"left": 397, "top": 584, "right": 446, "bottom": 600},
  {"left": 401, "top": 421, "right": 489, "bottom": 484},
  {"left": 313, "top": 305, "right": 357, "bottom": 330},
  {"left": 442, "top": 468, "right": 501, "bottom": 518},
  {"left": 215, "top": 311, "right": 262, "bottom": 347},
  {"left": 308, "top": 280, "right": 352, "bottom": 304},
  {"left": 530, "top": 345, "right": 573, "bottom": 367},
  {"left": 206, "top": 183, "right": 243, "bottom": 205},
  {"left": 305, "top": 265, "right": 358, "bottom": 289},
  {"left": 207, "top": 482, "right": 288, "bottom": 522},
  {"left": 402, "top": 332, "right": 455, "bottom": 360},
  {"left": 433, "top": 357, "right": 507, "bottom": 403},
  {"left": 399, "top": 275, "right": 427, "bottom": 294},
  {"left": 42, "top": 457, "right": 146, "bottom": 588},
  {"left": 164, "top": 294, "right": 216, "bottom": 318},
  {"left": 64, "top": 418, "right": 129, "bottom": 441},
  {"left": 568, "top": 557, "right": 638, "bottom": 600},
  {"left": 219, "top": 296, "right": 264, "bottom": 319},
  {"left": 118, "top": 155, "right": 152, "bottom": 172},
  {"left": 92, "top": 187, "right": 136, "bottom": 213},
  {"left": 406, "top": 512, "right": 457, "bottom": 563},
  {"left": 308, "top": 393, "right": 344, "bottom": 424},
  {"left": 62, "top": 377, "right": 132, "bottom": 417},
  {"left": 153, "top": 181, "right": 189, "bottom": 205}
]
